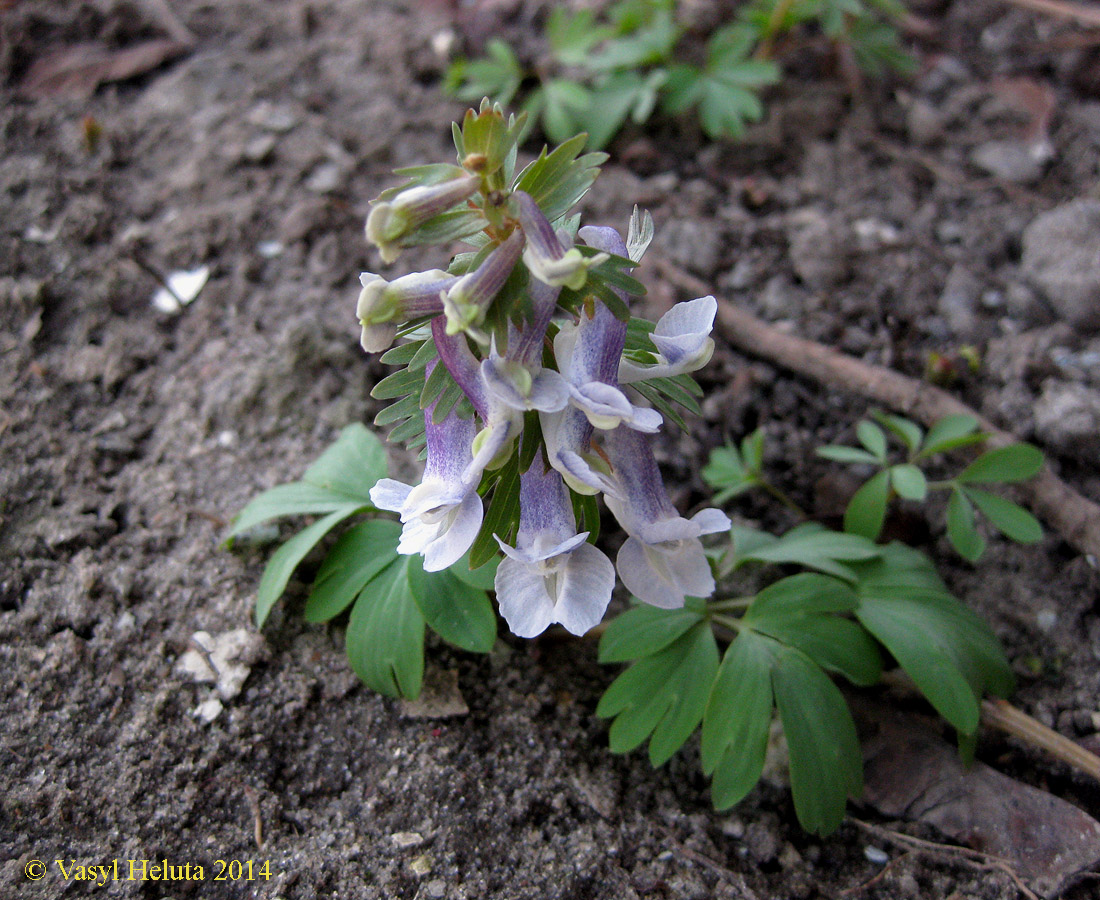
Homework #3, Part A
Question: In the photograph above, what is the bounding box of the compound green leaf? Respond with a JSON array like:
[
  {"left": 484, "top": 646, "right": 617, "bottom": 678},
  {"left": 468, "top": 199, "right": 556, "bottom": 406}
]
[
  {"left": 844, "top": 469, "right": 891, "bottom": 541},
  {"left": 958, "top": 444, "right": 1043, "bottom": 484},
  {"left": 345, "top": 556, "right": 425, "bottom": 699},
  {"left": 816, "top": 445, "right": 881, "bottom": 465},
  {"left": 301, "top": 423, "right": 388, "bottom": 500},
  {"left": 255, "top": 507, "right": 362, "bottom": 627},
  {"left": 872, "top": 411, "right": 922, "bottom": 454},
  {"left": 304, "top": 519, "right": 402, "bottom": 622},
  {"left": 597, "top": 622, "right": 719, "bottom": 767},
  {"left": 408, "top": 561, "right": 497, "bottom": 654},
  {"left": 230, "top": 483, "right": 368, "bottom": 538},
  {"left": 741, "top": 523, "right": 880, "bottom": 580},
  {"left": 947, "top": 487, "right": 985, "bottom": 562},
  {"left": 702, "top": 631, "right": 774, "bottom": 808},
  {"left": 857, "top": 420, "right": 888, "bottom": 461},
  {"left": 598, "top": 600, "right": 707, "bottom": 664},
  {"left": 890, "top": 464, "right": 928, "bottom": 501},
  {"left": 964, "top": 488, "right": 1042, "bottom": 544},
  {"left": 448, "top": 551, "right": 501, "bottom": 591},
  {"left": 772, "top": 647, "right": 862, "bottom": 835},
  {"left": 918, "top": 413, "right": 982, "bottom": 459}
]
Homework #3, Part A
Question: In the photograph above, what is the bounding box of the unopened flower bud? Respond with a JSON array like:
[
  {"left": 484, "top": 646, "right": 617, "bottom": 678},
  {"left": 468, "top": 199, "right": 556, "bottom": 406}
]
[
  {"left": 366, "top": 173, "right": 481, "bottom": 264},
  {"left": 356, "top": 269, "right": 456, "bottom": 353},
  {"left": 442, "top": 230, "right": 524, "bottom": 339}
]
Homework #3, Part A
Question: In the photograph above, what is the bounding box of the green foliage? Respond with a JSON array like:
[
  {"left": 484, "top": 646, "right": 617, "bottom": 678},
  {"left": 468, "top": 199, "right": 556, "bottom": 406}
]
[
  {"left": 816, "top": 412, "right": 1044, "bottom": 560},
  {"left": 607, "top": 415, "right": 1036, "bottom": 833},
  {"left": 444, "top": 0, "right": 912, "bottom": 149},
  {"left": 597, "top": 601, "right": 719, "bottom": 767},
  {"left": 701, "top": 428, "right": 765, "bottom": 504},
  {"left": 230, "top": 425, "right": 498, "bottom": 699},
  {"left": 598, "top": 516, "right": 1016, "bottom": 834}
]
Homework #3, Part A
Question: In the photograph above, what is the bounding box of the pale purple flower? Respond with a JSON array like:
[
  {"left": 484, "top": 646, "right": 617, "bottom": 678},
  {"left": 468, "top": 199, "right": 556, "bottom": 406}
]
[
  {"left": 366, "top": 173, "right": 481, "bottom": 264},
  {"left": 602, "top": 426, "right": 730, "bottom": 608},
  {"left": 442, "top": 230, "right": 524, "bottom": 341},
  {"left": 369, "top": 391, "right": 483, "bottom": 572},
  {"left": 618, "top": 295, "right": 717, "bottom": 384},
  {"left": 494, "top": 462, "right": 615, "bottom": 637},
  {"left": 356, "top": 269, "right": 456, "bottom": 353},
  {"left": 515, "top": 191, "right": 607, "bottom": 290},
  {"left": 546, "top": 224, "right": 662, "bottom": 433},
  {"left": 479, "top": 278, "right": 570, "bottom": 416}
]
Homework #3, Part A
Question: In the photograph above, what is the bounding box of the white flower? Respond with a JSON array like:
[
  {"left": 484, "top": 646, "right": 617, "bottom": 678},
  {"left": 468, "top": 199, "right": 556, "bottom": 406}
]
[
  {"left": 515, "top": 191, "right": 607, "bottom": 290},
  {"left": 369, "top": 400, "right": 483, "bottom": 572},
  {"left": 365, "top": 173, "right": 480, "bottom": 264},
  {"left": 602, "top": 425, "right": 730, "bottom": 608},
  {"left": 494, "top": 463, "right": 615, "bottom": 637},
  {"left": 356, "top": 270, "right": 454, "bottom": 353},
  {"left": 618, "top": 296, "right": 717, "bottom": 384}
]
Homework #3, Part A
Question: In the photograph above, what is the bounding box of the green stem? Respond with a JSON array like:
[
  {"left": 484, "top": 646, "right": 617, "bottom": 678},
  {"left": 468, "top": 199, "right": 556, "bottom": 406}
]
[
  {"left": 710, "top": 613, "right": 745, "bottom": 633},
  {"left": 756, "top": 478, "right": 808, "bottom": 518},
  {"left": 709, "top": 597, "right": 754, "bottom": 612},
  {"left": 755, "top": 0, "right": 798, "bottom": 60}
]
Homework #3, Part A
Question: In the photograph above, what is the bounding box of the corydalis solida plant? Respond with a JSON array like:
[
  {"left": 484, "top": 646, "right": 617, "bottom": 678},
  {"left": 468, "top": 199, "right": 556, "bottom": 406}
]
[
  {"left": 361, "top": 100, "right": 726, "bottom": 637},
  {"left": 232, "top": 101, "right": 1020, "bottom": 837}
]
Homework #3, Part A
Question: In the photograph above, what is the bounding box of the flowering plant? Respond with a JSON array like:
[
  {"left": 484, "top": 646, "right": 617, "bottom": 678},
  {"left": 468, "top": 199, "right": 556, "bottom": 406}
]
[{"left": 232, "top": 102, "right": 1026, "bottom": 836}]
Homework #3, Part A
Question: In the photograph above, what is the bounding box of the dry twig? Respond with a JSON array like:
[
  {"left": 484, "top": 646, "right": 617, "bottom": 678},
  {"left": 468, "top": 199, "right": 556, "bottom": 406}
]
[
  {"left": 848, "top": 818, "right": 1041, "bottom": 900},
  {"left": 982, "top": 697, "right": 1100, "bottom": 783},
  {"left": 654, "top": 258, "right": 1100, "bottom": 564},
  {"left": 1000, "top": 0, "right": 1100, "bottom": 29}
]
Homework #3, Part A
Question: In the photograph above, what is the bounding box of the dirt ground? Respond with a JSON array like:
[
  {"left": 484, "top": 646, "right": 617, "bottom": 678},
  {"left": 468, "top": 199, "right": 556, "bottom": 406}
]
[{"left": 2, "top": 1, "right": 1100, "bottom": 898}]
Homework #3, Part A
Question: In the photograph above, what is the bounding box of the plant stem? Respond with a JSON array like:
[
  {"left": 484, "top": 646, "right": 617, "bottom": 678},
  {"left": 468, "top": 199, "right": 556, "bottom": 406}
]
[
  {"left": 709, "top": 597, "right": 754, "bottom": 612},
  {"left": 982, "top": 697, "right": 1100, "bottom": 784},
  {"left": 654, "top": 256, "right": 1100, "bottom": 563},
  {"left": 757, "top": 478, "right": 808, "bottom": 518},
  {"left": 756, "top": 0, "right": 798, "bottom": 60},
  {"left": 710, "top": 613, "right": 744, "bottom": 633}
]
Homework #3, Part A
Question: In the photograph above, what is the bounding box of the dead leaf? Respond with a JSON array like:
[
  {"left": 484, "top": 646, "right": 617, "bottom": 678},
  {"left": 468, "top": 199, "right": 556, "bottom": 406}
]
[
  {"left": 857, "top": 701, "right": 1100, "bottom": 898},
  {"left": 19, "top": 38, "right": 190, "bottom": 99},
  {"left": 399, "top": 667, "right": 468, "bottom": 719}
]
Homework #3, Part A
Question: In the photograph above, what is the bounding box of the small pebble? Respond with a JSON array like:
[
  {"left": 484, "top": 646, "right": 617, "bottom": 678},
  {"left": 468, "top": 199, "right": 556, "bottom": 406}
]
[{"left": 864, "top": 845, "right": 889, "bottom": 865}]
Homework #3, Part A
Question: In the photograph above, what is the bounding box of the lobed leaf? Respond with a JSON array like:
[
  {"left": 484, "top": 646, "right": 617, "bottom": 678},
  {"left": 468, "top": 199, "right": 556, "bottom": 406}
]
[
  {"left": 772, "top": 647, "right": 862, "bottom": 835},
  {"left": 597, "top": 622, "right": 719, "bottom": 766},
  {"left": 947, "top": 487, "right": 985, "bottom": 562},
  {"left": 739, "top": 522, "right": 880, "bottom": 580},
  {"left": 916, "top": 414, "right": 982, "bottom": 459},
  {"left": 843, "top": 469, "right": 891, "bottom": 541},
  {"left": 964, "top": 488, "right": 1043, "bottom": 544},
  {"left": 890, "top": 464, "right": 927, "bottom": 501},
  {"left": 304, "top": 519, "right": 403, "bottom": 623},
  {"left": 856, "top": 420, "right": 888, "bottom": 462},
  {"left": 255, "top": 507, "right": 362, "bottom": 627},
  {"left": 409, "top": 561, "right": 497, "bottom": 653},
  {"left": 598, "top": 600, "right": 708, "bottom": 664},
  {"left": 702, "top": 631, "right": 774, "bottom": 807},
  {"left": 345, "top": 556, "right": 425, "bottom": 699},
  {"left": 958, "top": 444, "right": 1043, "bottom": 484}
]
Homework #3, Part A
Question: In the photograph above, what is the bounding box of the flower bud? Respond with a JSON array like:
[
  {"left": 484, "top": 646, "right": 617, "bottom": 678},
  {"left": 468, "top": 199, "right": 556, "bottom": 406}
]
[
  {"left": 442, "top": 230, "right": 524, "bottom": 339},
  {"left": 356, "top": 270, "right": 456, "bottom": 353},
  {"left": 366, "top": 173, "right": 481, "bottom": 264}
]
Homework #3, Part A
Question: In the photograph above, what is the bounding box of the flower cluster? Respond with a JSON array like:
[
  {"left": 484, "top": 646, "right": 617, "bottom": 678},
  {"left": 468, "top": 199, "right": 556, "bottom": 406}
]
[{"left": 360, "top": 103, "right": 729, "bottom": 638}]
